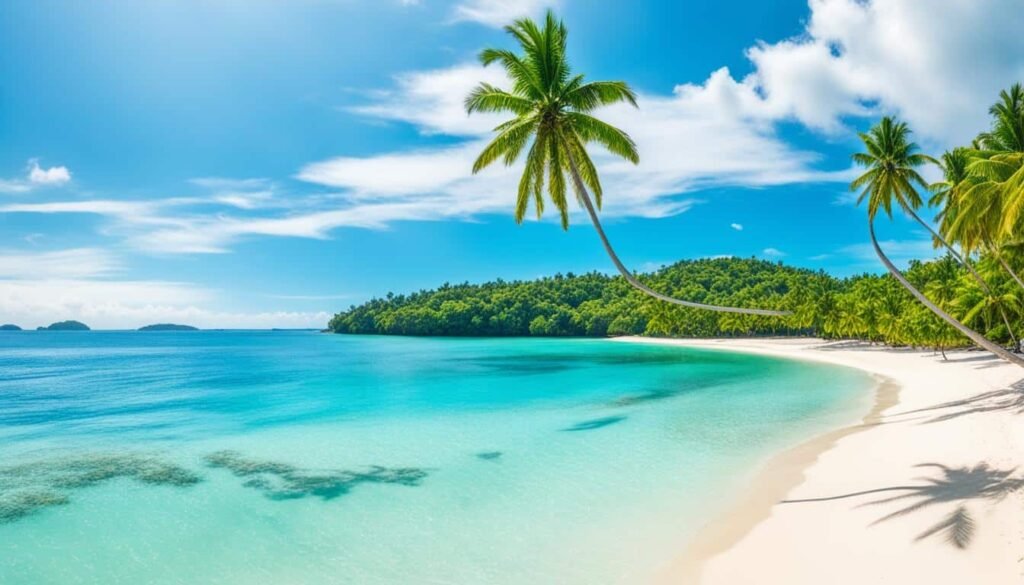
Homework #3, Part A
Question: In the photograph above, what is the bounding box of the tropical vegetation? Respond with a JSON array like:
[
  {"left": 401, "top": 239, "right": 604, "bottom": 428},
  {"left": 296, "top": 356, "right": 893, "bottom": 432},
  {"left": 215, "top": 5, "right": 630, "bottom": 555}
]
[
  {"left": 332, "top": 79, "right": 1024, "bottom": 363},
  {"left": 852, "top": 83, "right": 1024, "bottom": 365},
  {"left": 465, "top": 11, "right": 785, "bottom": 317}
]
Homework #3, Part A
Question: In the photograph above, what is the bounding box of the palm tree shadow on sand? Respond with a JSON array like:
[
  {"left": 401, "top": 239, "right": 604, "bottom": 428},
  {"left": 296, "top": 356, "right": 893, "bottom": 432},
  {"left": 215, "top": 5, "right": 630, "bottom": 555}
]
[
  {"left": 891, "top": 379, "right": 1024, "bottom": 423},
  {"left": 782, "top": 463, "right": 1024, "bottom": 549}
]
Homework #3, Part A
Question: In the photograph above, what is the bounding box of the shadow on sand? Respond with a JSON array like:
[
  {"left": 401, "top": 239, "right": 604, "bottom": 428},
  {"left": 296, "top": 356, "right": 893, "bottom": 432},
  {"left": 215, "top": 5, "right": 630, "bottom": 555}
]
[
  {"left": 892, "top": 379, "right": 1024, "bottom": 423},
  {"left": 782, "top": 462, "right": 1024, "bottom": 549}
]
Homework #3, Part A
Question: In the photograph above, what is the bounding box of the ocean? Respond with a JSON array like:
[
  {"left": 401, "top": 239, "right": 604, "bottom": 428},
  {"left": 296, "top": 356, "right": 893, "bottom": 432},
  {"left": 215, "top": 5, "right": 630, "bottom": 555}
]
[{"left": 0, "top": 331, "right": 872, "bottom": 584}]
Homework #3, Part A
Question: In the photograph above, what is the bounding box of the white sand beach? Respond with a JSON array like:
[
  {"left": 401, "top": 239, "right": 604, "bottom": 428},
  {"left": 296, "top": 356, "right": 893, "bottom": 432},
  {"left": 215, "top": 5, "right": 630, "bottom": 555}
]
[{"left": 617, "top": 337, "right": 1024, "bottom": 585}]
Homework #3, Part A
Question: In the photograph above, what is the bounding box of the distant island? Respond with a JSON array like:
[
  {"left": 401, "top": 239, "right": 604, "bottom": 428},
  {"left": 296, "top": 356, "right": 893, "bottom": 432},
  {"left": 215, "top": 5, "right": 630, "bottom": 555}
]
[
  {"left": 139, "top": 324, "right": 199, "bottom": 331},
  {"left": 38, "top": 320, "right": 91, "bottom": 331},
  {"left": 0, "top": 324, "right": 22, "bottom": 331}
]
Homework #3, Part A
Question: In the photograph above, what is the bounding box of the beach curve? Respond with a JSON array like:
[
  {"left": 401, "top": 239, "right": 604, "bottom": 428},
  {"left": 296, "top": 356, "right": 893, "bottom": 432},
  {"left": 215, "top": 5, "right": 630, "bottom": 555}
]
[{"left": 616, "top": 337, "right": 1024, "bottom": 585}]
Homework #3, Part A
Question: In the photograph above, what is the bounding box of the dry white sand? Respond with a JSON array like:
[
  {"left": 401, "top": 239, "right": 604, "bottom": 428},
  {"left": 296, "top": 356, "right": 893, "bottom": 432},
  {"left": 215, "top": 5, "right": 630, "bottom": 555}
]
[{"left": 616, "top": 337, "right": 1024, "bottom": 585}]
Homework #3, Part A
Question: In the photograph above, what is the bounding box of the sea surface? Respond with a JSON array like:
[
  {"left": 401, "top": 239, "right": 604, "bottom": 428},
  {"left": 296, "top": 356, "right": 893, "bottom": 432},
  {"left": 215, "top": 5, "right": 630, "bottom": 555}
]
[{"left": 0, "top": 332, "right": 873, "bottom": 584}]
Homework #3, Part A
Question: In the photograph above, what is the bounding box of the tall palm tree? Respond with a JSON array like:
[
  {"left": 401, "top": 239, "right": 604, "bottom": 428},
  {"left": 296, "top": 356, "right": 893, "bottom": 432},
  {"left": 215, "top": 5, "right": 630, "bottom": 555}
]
[
  {"left": 852, "top": 117, "right": 1024, "bottom": 366},
  {"left": 464, "top": 11, "right": 787, "bottom": 317}
]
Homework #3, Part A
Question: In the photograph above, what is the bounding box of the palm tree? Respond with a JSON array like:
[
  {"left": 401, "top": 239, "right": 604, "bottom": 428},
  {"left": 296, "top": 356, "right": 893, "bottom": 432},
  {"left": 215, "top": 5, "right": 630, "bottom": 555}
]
[
  {"left": 933, "top": 148, "right": 1021, "bottom": 347},
  {"left": 963, "top": 84, "right": 1024, "bottom": 287},
  {"left": 464, "top": 11, "right": 787, "bottom": 317},
  {"left": 852, "top": 117, "right": 1024, "bottom": 366}
]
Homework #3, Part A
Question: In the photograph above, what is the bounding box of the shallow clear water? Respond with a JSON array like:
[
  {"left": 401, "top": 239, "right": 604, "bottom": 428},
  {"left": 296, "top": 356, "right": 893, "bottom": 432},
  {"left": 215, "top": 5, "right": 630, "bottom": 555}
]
[{"left": 0, "top": 332, "right": 872, "bottom": 584}]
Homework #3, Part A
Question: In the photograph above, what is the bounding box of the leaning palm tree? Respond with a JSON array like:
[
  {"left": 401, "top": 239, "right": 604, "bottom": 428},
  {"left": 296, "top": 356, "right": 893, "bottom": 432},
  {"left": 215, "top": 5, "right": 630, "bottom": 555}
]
[
  {"left": 464, "top": 11, "right": 787, "bottom": 317},
  {"left": 852, "top": 117, "right": 1024, "bottom": 366}
]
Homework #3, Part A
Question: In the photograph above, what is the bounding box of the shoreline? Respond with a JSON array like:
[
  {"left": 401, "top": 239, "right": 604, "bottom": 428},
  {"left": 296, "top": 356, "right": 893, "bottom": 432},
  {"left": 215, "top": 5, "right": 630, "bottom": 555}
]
[{"left": 615, "top": 336, "right": 1024, "bottom": 584}]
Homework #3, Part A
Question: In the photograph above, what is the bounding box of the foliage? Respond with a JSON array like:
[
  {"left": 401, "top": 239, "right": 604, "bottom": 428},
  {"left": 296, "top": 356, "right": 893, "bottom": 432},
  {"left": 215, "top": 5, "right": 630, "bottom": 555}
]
[
  {"left": 328, "top": 255, "right": 1024, "bottom": 352},
  {"left": 466, "top": 11, "right": 639, "bottom": 229}
]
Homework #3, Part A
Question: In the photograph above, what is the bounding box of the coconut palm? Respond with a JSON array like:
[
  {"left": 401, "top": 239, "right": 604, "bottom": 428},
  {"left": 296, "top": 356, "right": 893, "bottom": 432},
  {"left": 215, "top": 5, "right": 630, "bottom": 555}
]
[
  {"left": 464, "top": 11, "right": 787, "bottom": 317},
  {"left": 852, "top": 117, "right": 1024, "bottom": 366},
  {"left": 975, "top": 83, "right": 1024, "bottom": 235},
  {"left": 934, "top": 148, "right": 1021, "bottom": 347}
]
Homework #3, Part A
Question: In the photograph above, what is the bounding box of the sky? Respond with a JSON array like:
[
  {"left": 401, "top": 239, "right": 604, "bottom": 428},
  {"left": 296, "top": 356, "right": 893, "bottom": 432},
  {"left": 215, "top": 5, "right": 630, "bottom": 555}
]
[{"left": 2, "top": 0, "right": 1024, "bottom": 329}]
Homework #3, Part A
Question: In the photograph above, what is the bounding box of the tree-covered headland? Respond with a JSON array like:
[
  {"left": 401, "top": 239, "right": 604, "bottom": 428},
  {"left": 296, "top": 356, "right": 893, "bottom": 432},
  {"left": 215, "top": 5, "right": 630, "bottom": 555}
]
[{"left": 329, "top": 255, "right": 1016, "bottom": 355}]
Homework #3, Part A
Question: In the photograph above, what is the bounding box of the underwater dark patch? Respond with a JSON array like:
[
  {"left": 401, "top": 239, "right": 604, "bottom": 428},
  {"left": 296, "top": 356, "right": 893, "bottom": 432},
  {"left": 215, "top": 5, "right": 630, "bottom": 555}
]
[
  {"left": 204, "top": 450, "right": 429, "bottom": 501},
  {"left": 0, "top": 490, "right": 70, "bottom": 523},
  {"left": 561, "top": 415, "right": 627, "bottom": 432},
  {"left": 475, "top": 451, "right": 503, "bottom": 461},
  {"left": 0, "top": 453, "right": 201, "bottom": 524},
  {"left": 612, "top": 389, "right": 679, "bottom": 406}
]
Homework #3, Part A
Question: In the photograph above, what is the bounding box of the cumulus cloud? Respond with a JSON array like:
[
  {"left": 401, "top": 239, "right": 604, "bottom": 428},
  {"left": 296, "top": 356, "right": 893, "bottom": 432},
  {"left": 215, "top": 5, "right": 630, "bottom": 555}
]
[
  {"left": 27, "top": 159, "right": 71, "bottom": 186},
  {"left": 723, "top": 0, "right": 1024, "bottom": 143},
  {"left": 730, "top": 223, "right": 744, "bottom": 231},
  {"left": 451, "top": 0, "right": 560, "bottom": 27},
  {"left": 0, "top": 159, "right": 72, "bottom": 193}
]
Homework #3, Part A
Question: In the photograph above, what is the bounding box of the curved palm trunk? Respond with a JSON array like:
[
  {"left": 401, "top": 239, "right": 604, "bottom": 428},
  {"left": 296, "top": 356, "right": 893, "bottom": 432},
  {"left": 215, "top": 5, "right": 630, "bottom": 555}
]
[
  {"left": 906, "top": 208, "right": 992, "bottom": 291},
  {"left": 992, "top": 253, "right": 1024, "bottom": 351},
  {"left": 565, "top": 157, "right": 790, "bottom": 317},
  {"left": 869, "top": 218, "right": 1024, "bottom": 367},
  {"left": 905, "top": 208, "right": 1019, "bottom": 350},
  {"left": 995, "top": 254, "right": 1024, "bottom": 290}
]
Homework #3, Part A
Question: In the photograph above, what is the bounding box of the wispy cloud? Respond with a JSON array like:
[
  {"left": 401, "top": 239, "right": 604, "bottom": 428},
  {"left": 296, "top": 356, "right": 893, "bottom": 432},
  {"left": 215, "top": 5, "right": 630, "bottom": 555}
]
[
  {"left": 451, "top": 0, "right": 560, "bottom": 27},
  {"left": 838, "top": 238, "right": 941, "bottom": 268},
  {"left": 730, "top": 223, "right": 744, "bottom": 231},
  {"left": 762, "top": 247, "right": 786, "bottom": 257},
  {"left": 0, "top": 248, "right": 121, "bottom": 279},
  {"left": 296, "top": 61, "right": 850, "bottom": 232},
  {"left": 0, "top": 278, "right": 330, "bottom": 330}
]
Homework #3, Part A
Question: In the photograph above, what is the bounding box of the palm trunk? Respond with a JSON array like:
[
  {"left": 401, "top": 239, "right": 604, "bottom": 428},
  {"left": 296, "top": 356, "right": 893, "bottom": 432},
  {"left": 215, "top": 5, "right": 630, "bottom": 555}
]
[
  {"left": 906, "top": 208, "right": 989, "bottom": 288},
  {"left": 564, "top": 156, "right": 789, "bottom": 317},
  {"left": 996, "top": 254, "right": 1024, "bottom": 290},
  {"left": 869, "top": 218, "right": 1024, "bottom": 367},
  {"left": 905, "top": 208, "right": 1019, "bottom": 350}
]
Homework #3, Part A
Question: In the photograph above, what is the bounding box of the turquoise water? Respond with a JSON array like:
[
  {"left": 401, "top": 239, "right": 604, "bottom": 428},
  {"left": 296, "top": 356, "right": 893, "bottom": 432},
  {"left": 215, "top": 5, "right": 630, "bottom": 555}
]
[{"left": 0, "top": 332, "right": 872, "bottom": 584}]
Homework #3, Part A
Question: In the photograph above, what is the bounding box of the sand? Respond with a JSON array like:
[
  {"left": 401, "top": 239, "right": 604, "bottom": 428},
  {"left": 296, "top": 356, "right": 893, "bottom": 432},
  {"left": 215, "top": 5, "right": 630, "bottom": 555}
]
[{"left": 616, "top": 337, "right": 1024, "bottom": 585}]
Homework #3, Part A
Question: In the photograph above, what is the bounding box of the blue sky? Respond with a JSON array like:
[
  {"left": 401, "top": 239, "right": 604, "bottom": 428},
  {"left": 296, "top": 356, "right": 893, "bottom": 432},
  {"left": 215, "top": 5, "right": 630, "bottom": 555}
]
[{"left": 2, "top": 0, "right": 1023, "bottom": 329}]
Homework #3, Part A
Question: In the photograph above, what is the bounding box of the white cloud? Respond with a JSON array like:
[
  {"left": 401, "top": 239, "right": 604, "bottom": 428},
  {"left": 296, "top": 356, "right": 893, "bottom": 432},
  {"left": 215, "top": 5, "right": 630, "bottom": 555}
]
[
  {"left": 0, "top": 246, "right": 331, "bottom": 329},
  {"left": 9, "top": 0, "right": 1023, "bottom": 260},
  {"left": 762, "top": 247, "right": 786, "bottom": 257},
  {"left": 451, "top": 0, "right": 560, "bottom": 27},
  {"left": 298, "top": 62, "right": 849, "bottom": 230},
  {"left": 0, "top": 279, "right": 329, "bottom": 330},
  {"left": 27, "top": 159, "right": 71, "bottom": 186},
  {"left": 0, "top": 159, "right": 72, "bottom": 194},
  {"left": 0, "top": 248, "right": 121, "bottom": 279},
  {"left": 720, "top": 0, "right": 1024, "bottom": 144},
  {"left": 837, "top": 238, "right": 942, "bottom": 269},
  {"left": 730, "top": 223, "right": 744, "bottom": 231},
  {"left": 350, "top": 64, "right": 508, "bottom": 136},
  {"left": 0, "top": 179, "right": 31, "bottom": 194}
]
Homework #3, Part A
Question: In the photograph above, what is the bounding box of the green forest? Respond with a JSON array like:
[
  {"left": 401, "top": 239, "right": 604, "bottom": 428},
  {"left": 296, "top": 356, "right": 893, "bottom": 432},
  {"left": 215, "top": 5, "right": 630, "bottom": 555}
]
[{"left": 328, "top": 255, "right": 1023, "bottom": 354}]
